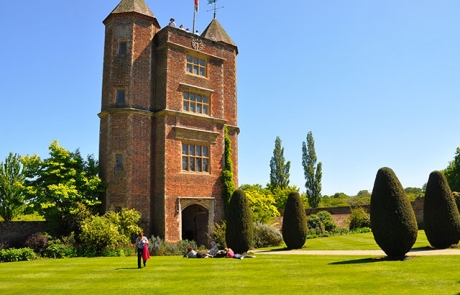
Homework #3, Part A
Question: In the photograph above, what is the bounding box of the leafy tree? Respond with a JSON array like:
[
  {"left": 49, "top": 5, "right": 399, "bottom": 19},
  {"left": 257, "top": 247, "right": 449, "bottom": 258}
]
[
  {"left": 370, "top": 167, "right": 418, "bottom": 259},
  {"left": 271, "top": 184, "right": 302, "bottom": 212},
  {"left": 444, "top": 147, "right": 460, "bottom": 193},
  {"left": 347, "top": 190, "right": 371, "bottom": 206},
  {"left": 405, "top": 187, "right": 424, "bottom": 201},
  {"left": 22, "top": 141, "right": 104, "bottom": 235},
  {"left": 302, "top": 131, "right": 322, "bottom": 208},
  {"left": 221, "top": 126, "right": 235, "bottom": 216},
  {"left": 282, "top": 192, "right": 308, "bottom": 249},
  {"left": 321, "top": 192, "right": 349, "bottom": 207},
  {"left": 269, "top": 137, "right": 291, "bottom": 189},
  {"left": 0, "top": 153, "right": 27, "bottom": 221},
  {"left": 225, "top": 189, "right": 254, "bottom": 253},
  {"left": 424, "top": 171, "right": 460, "bottom": 248},
  {"left": 240, "top": 184, "right": 279, "bottom": 223}
]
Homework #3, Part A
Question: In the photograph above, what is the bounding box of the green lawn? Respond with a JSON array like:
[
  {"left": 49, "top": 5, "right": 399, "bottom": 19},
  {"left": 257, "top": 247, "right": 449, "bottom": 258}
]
[
  {"left": 303, "top": 230, "right": 430, "bottom": 250},
  {"left": 1, "top": 254, "right": 460, "bottom": 294},
  {"left": 1, "top": 231, "right": 459, "bottom": 294}
]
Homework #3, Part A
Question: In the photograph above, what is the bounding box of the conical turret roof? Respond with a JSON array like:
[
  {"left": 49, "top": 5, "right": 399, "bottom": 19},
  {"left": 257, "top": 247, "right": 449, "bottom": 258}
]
[
  {"left": 110, "top": 0, "right": 154, "bottom": 17},
  {"left": 201, "top": 18, "right": 237, "bottom": 52}
]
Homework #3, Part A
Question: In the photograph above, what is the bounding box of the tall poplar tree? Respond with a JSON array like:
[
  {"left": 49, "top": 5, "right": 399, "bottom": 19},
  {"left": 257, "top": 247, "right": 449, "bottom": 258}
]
[
  {"left": 0, "top": 153, "right": 27, "bottom": 221},
  {"left": 302, "top": 131, "right": 322, "bottom": 208},
  {"left": 269, "top": 136, "right": 291, "bottom": 189}
]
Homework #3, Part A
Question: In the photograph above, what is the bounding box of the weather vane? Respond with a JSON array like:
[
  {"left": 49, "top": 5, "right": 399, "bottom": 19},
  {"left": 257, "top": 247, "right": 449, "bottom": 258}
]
[{"left": 207, "top": 0, "right": 224, "bottom": 19}]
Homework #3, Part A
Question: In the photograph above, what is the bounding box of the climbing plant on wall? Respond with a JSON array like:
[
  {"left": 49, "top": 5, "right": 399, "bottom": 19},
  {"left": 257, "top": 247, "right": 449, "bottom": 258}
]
[{"left": 221, "top": 126, "right": 235, "bottom": 217}]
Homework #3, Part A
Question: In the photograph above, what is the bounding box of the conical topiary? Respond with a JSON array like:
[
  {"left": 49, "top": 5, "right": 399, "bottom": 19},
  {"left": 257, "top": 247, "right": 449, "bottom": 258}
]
[
  {"left": 225, "top": 189, "right": 254, "bottom": 253},
  {"left": 424, "top": 171, "right": 460, "bottom": 248},
  {"left": 282, "top": 191, "right": 308, "bottom": 249},
  {"left": 370, "top": 167, "right": 418, "bottom": 259}
]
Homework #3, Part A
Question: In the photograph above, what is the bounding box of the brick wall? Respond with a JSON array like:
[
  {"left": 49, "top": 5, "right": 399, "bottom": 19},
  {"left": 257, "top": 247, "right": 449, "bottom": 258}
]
[
  {"left": 306, "top": 197, "right": 425, "bottom": 228},
  {"left": 0, "top": 222, "right": 48, "bottom": 247}
]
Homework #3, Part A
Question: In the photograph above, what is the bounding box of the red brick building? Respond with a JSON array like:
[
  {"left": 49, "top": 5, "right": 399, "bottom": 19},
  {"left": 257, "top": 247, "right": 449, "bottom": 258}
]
[{"left": 98, "top": 0, "right": 239, "bottom": 245}]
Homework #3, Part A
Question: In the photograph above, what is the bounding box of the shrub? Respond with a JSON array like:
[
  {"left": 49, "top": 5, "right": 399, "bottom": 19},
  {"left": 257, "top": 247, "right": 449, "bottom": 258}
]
[
  {"left": 370, "top": 167, "right": 418, "bottom": 259},
  {"left": 453, "top": 192, "right": 460, "bottom": 212},
  {"left": 253, "top": 222, "right": 283, "bottom": 248},
  {"left": 331, "top": 227, "right": 350, "bottom": 235},
  {"left": 25, "top": 232, "right": 48, "bottom": 256},
  {"left": 43, "top": 238, "right": 76, "bottom": 258},
  {"left": 307, "top": 211, "right": 336, "bottom": 234},
  {"left": 149, "top": 236, "right": 199, "bottom": 256},
  {"left": 424, "top": 171, "right": 460, "bottom": 248},
  {"left": 225, "top": 189, "right": 254, "bottom": 253},
  {"left": 78, "top": 208, "right": 141, "bottom": 256},
  {"left": 350, "top": 227, "right": 371, "bottom": 234},
  {"left": 282, "top": 192, "right": 308, "bottom": 249},
  {"left": 348, "top": 207, "right": 371, "bottom": 230},
  {"left": 208, "top": 221, "right": 227, "bottom": 248},
  {"left": 0, "top": 247, "right": 36, "bottom": 262}
]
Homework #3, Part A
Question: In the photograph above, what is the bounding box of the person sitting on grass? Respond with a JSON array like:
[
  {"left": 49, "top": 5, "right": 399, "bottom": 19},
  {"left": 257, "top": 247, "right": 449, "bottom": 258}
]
[
  {"left": 206, "top": 241, "right": 219, "bottom": 257},
  {"left": 224, "top": 248, "right": 255, "bottom": 260},
  {"left": 184, "top": 246, "right": 207, "bottom": 258}
]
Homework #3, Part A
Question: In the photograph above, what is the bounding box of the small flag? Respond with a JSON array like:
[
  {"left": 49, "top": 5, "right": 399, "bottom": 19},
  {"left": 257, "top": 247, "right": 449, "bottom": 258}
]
[
  {"left": 207, "top": 0, "right": 216, "bottom": 4},
  {"left": 195, "top": 0, "right": 199, "bottom": 12}
]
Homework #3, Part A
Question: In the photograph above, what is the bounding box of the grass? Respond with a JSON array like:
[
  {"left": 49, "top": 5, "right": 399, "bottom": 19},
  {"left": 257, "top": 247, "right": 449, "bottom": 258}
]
[
  {"left": 1, "top": 230, "right": 459, "bottom": 294},
  {"left": 2, "top": 254, "right": 460, "bottom": 294},
  {"left": 303, "top": 230, "right": 430, "bottom": 250}
]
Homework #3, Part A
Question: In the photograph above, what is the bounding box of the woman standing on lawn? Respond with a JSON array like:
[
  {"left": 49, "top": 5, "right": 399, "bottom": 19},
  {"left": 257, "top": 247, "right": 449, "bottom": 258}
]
[{"left": 134, "top": 231, "right": 149, "bottom": 268}]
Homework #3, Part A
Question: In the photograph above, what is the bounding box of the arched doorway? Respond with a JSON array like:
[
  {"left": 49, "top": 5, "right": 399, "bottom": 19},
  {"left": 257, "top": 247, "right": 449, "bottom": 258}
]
[{"left": 181, "top": 204, "right": 209, "bottom": 246}]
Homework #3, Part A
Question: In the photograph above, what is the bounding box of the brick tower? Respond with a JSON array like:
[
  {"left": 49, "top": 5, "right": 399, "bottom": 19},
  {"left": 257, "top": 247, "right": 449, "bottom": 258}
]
[{"left": 99, "top": 0, "right": 239, "bottom": 245}]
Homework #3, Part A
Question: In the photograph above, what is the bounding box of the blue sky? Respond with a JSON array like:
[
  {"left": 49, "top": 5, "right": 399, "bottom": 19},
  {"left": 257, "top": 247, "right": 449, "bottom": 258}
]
[{"left": 1, "top": 0, "right": 459, "bottom": 196}]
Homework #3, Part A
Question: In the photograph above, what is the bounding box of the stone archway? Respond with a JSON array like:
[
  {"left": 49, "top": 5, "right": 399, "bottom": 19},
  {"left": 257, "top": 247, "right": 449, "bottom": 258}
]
[{"left": 181, "top": 204, "right": 209, "bottom": 246}]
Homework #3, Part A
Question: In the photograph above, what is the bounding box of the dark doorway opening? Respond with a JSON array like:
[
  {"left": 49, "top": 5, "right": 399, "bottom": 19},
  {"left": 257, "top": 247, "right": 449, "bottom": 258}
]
[{"left": 181, "top": 204, "right": 209, "bottom": 246}]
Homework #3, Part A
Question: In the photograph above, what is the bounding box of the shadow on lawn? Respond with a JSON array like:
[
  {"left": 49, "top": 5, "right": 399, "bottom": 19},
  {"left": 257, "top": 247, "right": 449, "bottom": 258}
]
[
  {"left": 330, "top": 256, "right": 415, "bottom": 265},
  {"left": 115, "top": 267, "right": 142, "bottom": 270},
  {"left": 329, "top": 257, "right": 384, "bottom": 265}
]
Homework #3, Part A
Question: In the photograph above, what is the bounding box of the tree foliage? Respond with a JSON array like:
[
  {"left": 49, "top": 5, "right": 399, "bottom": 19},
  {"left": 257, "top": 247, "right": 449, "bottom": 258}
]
[
  {"left": 22, "top": 141, "right": 104, "bottom": 234},
  {"left": 370, "top": 167, "right": 418, "bottom": 259},
  {"left": 269, "top": 136, "right": 291, "bottom": 189},
  {"left": 225, "top": 189, "right": 254, "bottom": 253},
  {"left": 347, "top": 190, "right": 371, "bottom": 207},
  {"left": 347, "top": 207, "right": 371, "bottom": 230},
  {"left": 444, "top": 147, "right": 460, "bottom": 193},
  {"left": 79, "top": 208, "right": 142, "bottom": 256},
  {"left": 221, "top": 126, "right": 235, "bottom": 217},
  {"left": 271, "top": 185, "right": 302, "bottom": 211},
  {"left": 302, "top": 131, "right": 322, "bottom": 208},
  {"left": 240, "top": 184, "right": 279, "bottom": 223},
  {"left": 282, "top": 192, "right": 308, "bottom": 249},
  {"left": 0, "top": 153, "right": 27, "bottom": 221},
  {"left": 423, "top": 170, "right": 460, "bottom": 248}
]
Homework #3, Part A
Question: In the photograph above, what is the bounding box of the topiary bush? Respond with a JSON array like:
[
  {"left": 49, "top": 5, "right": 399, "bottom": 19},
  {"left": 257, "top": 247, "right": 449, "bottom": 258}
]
[
  {"left": 282, "top": 191, "right": 308, "bottom": 249},
  {"left": 370, "top": 167, "right": 418, "bottom": 259},
  {"left": 423, "top": 171, "right": 460, "bottom": 248},
  {"left": 225, "top": 189, "right": 254, "bottom": 253},
  {"left": 453, "top": 192, "right": 460, "bottom": 212},
  {"left": 253, "top": 222, "right": 283, "bottom": 248}
]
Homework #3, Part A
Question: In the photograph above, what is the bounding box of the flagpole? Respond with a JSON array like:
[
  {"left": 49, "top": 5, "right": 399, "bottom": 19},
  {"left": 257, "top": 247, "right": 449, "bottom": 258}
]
[
  {"left": 193, "top": 0, "right": 198, "bottom": 35},
  {"left": 193, "top": 8, "right": 196, "bottom": 34}
]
